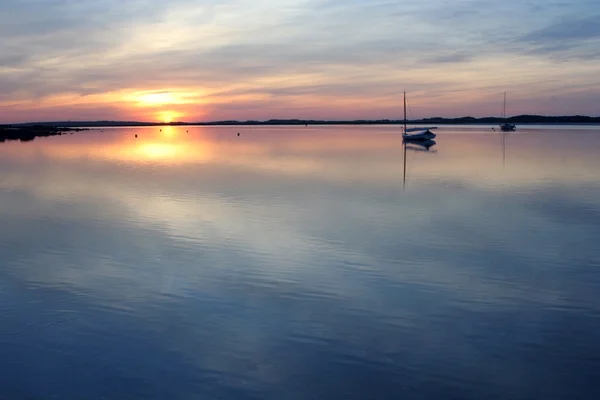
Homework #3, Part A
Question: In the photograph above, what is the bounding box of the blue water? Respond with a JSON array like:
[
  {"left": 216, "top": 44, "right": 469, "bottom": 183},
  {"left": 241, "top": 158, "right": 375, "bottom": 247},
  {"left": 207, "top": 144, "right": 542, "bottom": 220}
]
[{"left": 1, "top": 125, "right": 600, "bottom": 399}]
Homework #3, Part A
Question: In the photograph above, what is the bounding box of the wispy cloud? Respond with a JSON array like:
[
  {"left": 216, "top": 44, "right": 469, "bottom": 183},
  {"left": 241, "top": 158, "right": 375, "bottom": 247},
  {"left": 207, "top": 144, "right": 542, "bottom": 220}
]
[{"left": 518, "top": 14, "right": 600, "bottom": 60}]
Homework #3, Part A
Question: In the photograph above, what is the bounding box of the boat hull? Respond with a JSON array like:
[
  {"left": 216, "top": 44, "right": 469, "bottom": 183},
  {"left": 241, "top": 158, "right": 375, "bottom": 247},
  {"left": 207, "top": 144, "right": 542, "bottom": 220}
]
[
  {"left": 500, "top": 123, "right": 516, "bottom": 132},
  {"left": 402, "top": 130, "right": 437, "bottom": 141}
]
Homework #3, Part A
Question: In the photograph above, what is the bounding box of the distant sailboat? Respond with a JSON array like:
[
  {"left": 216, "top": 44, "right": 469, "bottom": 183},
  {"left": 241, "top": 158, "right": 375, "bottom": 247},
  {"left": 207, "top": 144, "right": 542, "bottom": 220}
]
[
  {"left": 402, "top": 92, "right": 437, "bottom": 141},
  {"left": 500, "top": 92, "right": 516, "bottom": 132}
]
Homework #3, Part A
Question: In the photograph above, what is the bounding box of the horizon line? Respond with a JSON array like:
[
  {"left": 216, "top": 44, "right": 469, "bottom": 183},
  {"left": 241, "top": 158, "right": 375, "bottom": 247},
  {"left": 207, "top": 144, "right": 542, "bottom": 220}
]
[{"left": 3, "top": 114, "right": 600, "bottom": 126}]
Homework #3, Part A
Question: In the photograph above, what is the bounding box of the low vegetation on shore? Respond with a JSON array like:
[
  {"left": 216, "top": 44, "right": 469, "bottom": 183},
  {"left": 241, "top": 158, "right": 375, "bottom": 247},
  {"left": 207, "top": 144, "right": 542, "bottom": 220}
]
[{"left": 0, "top": 125, "right": 88, "bottom": 142}]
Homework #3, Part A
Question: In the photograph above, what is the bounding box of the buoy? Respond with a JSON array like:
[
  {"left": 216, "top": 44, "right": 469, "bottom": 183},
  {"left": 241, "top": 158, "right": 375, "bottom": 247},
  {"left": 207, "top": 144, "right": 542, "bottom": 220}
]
[
  {"left": 135, "top": 134, "right": 138, "bottom": 138},
  {"left": 237, "top": 132, "right": 240, "bottom": 136}
]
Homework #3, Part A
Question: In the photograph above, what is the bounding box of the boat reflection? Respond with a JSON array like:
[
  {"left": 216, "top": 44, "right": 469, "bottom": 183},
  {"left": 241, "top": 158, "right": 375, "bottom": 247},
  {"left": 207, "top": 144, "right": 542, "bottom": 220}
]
[
  {"left": 402, "top": 139, "right": 437, "bottom": 188},
  {"left": 403, "top": 139, "right": 437, "bottom": 153},
  {"left": 502, "top": 131, "right": 505, "bottom": 165}
]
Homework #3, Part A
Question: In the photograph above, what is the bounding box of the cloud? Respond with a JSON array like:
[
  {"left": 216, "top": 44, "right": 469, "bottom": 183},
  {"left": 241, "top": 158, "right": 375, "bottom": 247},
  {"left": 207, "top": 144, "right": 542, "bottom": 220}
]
[
  {"left": 522, "top": 15, "right": 600, "bottom": 43},
  {"left": 518, "top": 14, "right": 600, "bottom": 60},
  {"left": 421, "top": 53, "right": 473, "bottom": 64}
]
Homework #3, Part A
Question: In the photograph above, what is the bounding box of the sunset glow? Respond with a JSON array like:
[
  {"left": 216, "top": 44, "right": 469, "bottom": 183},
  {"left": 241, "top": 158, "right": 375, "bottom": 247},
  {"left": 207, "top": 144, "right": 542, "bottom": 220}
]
[
  {"left": 1, "top": 1, "right": 599, "bottom": 123},
  {"left": 2, "top": 126, "right": 598, "bottom": 186},
  {"left": 158, "top": 111, "right": 184, "bottom": 124},
  {"left": 136, "top": 92, "right": 178, "bottom": 107}
]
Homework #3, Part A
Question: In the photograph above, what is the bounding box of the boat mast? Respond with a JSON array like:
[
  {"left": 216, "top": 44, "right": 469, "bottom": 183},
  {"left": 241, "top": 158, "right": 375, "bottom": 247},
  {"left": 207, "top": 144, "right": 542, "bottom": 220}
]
[
  {"left": 502, "top": 92, "right": 507, "bottom": 118},
  {"left": 403, "top": 91, "right": 407, "bottom": 133}
]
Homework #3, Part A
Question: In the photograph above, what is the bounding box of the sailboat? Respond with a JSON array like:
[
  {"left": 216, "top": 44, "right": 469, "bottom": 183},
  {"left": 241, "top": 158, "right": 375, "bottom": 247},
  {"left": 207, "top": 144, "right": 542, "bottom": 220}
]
[
  {"left": 499, "top": 92, "right": 516, "bottom": 132},
  {"left": 402, "top": 92, "right": 437, "bottom": 141}
]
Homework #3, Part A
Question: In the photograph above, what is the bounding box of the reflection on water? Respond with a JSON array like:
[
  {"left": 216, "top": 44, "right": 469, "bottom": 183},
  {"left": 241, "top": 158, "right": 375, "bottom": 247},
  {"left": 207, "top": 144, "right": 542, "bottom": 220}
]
[
  {"left": 503, "top": 131, "right": 507, "bottom": 166},
  {"left": 1, "top": 125, "right": 600, "bottom": 399},
  {"left": 403, "top": 139, "right": 437, "bottom": 188}
]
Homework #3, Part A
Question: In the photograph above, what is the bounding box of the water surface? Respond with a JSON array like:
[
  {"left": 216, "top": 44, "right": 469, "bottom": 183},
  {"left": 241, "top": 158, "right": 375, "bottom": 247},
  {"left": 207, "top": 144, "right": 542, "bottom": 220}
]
[{"left": 1, "top": 125, "right": 600, "bottom": 399}]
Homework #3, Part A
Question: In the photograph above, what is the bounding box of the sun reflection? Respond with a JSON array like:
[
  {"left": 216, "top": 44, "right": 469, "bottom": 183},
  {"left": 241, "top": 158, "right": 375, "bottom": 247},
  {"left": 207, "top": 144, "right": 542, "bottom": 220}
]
[
  {"left": 1, "top": 126, "right": 216, "bottom": 164},
  {"left": 136, "top": 143, "right": 180, "bottom": 160},
  {"left": 161, "top": 125, "right": 178, "bottom": 139},
  {"left": 4, "top": 127, "right": 600, "bottom": 187}
]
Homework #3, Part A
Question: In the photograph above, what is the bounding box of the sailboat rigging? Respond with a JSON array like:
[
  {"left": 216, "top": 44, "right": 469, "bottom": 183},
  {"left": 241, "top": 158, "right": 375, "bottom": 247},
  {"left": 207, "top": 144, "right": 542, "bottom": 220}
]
[
  {"left": 499, "top": 92, "right": 516, "bottom": 132},
  {"left": 402, "top": 92, "right": 437, "bottom": 141}
]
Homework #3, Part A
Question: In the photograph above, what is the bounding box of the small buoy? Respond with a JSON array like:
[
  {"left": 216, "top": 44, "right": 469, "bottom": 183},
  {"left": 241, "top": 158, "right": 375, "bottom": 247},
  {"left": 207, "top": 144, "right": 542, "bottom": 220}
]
[
  {"left": 237, "top": 132, "right": 240, "bottom": 136},
  {"left": 135, "top": 134, "right": 138, "bottom": 138},
  {"left": 160, "top": 129, "right": 162, "bottom": 132}
]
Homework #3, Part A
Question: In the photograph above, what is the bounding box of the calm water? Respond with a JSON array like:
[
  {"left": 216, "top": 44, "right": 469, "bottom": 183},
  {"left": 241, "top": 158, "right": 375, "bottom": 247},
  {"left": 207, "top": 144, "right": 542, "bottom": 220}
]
[{"left": 1, "top": 125, "right": 600, "bottom": 399}]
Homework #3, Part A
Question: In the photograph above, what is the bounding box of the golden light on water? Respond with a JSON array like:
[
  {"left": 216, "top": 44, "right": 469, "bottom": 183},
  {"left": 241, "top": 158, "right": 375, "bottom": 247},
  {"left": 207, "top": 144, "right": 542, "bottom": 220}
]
[
  {"left": 124, "top": 128, "right": 212, "bottom": 163},
  {"left": 160, "top": 125, "right": 178, "bottom": 138},
  {"left": 2, "top": 126, "right": 600, "bottom": 186},
  {"left": 136, "top": 142, "right": 180, "bottom": 160},
  {"left": 1, "top": 127, "right": 215, "bottom": 164}
]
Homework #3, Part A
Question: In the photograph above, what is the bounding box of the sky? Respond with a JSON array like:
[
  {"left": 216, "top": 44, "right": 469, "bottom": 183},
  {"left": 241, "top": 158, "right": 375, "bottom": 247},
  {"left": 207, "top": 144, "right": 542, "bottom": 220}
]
[{"left": 1, "top": 0, "right": 599, "bottom": 123}]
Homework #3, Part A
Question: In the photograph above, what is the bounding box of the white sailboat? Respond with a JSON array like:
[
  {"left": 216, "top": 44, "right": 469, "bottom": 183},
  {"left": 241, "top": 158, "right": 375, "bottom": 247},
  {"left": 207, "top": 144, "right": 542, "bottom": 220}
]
[
  {"left": 402, "top": 92, "right": 437, "bottom": 141},
  {"left": 499, "top": 92, "right": 516, "bottom": 132}
]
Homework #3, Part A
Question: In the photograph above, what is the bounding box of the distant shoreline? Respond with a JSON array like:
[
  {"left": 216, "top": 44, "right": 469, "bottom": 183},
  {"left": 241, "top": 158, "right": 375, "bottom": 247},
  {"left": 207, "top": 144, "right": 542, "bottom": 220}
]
[
  {"left": 3, "top": 115, "right": 600, "bottom": 128},
  {"left": 0, "top": 125, "right": 87, "bottom": 143},
  {"left": 1, "top": 116, "right": 599, "bottom": 143}
]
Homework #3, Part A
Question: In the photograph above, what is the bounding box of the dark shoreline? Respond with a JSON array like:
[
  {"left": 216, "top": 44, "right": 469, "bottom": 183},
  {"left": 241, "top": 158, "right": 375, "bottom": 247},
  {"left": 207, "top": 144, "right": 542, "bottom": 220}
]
[
  {"left": 1, "top": 115, "right": 598, "bottom": 142},
  {"left": 0, "top": 125, "right": 88, "bottom": 143},
  {"left": 4, "top": 115, "right": 600, "bottom": 128}
]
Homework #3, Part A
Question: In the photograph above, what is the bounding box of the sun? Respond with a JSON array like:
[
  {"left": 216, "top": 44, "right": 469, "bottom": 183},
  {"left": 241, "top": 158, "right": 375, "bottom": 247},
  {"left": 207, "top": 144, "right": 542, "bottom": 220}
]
[{"left": 158, "top": 111, "right": 182, "bottom": 124}]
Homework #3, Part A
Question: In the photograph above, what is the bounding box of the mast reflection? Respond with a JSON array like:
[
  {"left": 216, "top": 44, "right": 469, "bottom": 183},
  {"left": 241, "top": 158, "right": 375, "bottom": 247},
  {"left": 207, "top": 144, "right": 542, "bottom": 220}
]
[{"left": 402, "top": 139, "right": 437, "bottom": 189}]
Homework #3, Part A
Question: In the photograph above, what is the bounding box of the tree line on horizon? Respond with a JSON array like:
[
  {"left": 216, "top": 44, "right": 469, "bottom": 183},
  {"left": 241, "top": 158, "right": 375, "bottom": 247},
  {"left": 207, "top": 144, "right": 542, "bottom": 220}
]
[{"left": 2, "top": 115, "right": 600, "bottom": 127}]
